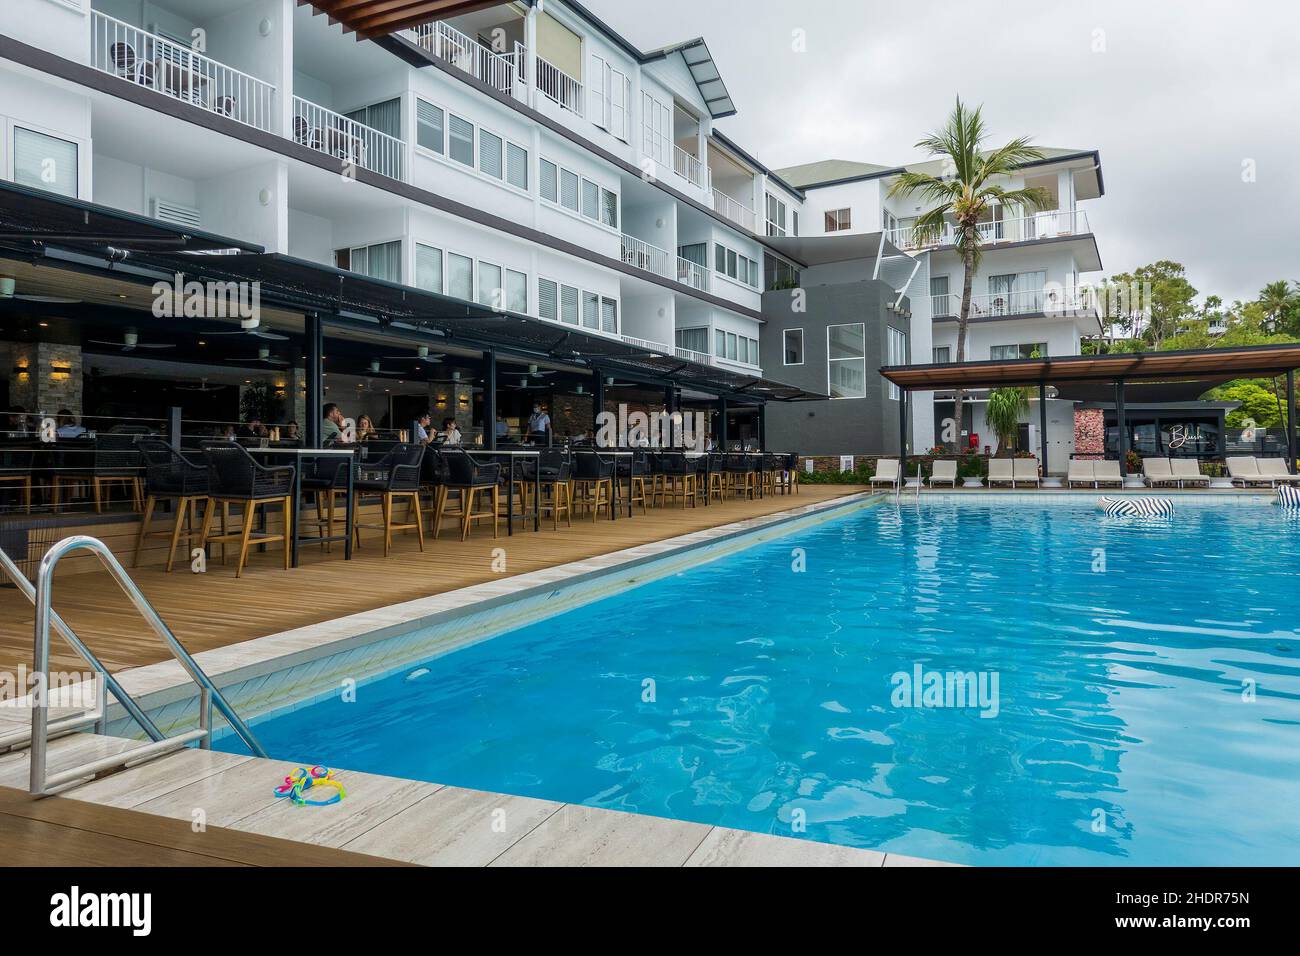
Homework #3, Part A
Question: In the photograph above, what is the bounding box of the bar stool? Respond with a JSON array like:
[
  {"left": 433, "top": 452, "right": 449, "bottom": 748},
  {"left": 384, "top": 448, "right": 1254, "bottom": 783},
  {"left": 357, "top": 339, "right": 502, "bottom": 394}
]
[
  {"left": 572, "top": 450, "right": 613, "bottom": 520},
  {"left": 0, "top": 448, "right": 34, "bottom": 515},
  {"left": 134, "top": 439, "right": 209, "bottom": 572},
  {"left": 198, "top": 442, "right": 295, "bottom": 578},
  {"left": 536, "top": 448, "right": 572, "bottom": 529},
  {"left": 657, "top": 452, "right": 697, "bottom": 508},
  {"left": 617, "top": 449, "right": 649, "bottom": 515},
  {"left": 439, "top": 448, "right": 501, "bottom": 540},
  {"left": 352, "top": 443, "right": 425, "bottom": 556}
]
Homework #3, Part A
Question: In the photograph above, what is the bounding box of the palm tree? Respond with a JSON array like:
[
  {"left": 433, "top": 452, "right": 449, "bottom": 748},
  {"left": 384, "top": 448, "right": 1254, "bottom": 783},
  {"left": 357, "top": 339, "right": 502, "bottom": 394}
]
[
  {"left": 887, "top": 98, "right": 1053, "bottom": 449},
  {"left": 986, "top": 387, "right": 1030, "bottom": 455},
  {"left": 1258, "top": 280, "right": 1298, "bottom": 334}
]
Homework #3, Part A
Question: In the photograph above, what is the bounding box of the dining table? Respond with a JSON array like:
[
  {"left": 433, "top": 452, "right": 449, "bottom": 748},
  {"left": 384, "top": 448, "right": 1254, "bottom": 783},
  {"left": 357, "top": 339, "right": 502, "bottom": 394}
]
[
  {"left": 475, "top": 449, "right": 541, "bottom": 535},
  {"left": 249, "top": 446, "right": 357, "bottom": 567}
]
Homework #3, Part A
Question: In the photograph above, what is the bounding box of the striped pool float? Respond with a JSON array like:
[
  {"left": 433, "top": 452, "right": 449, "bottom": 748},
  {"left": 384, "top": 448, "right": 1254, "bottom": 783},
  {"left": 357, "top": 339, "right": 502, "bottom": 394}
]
[
  {"left": 1278, "top": 485, "right": 1300, "bottom": 508},
  {"left": 1099, "top": 497, "right": 1175, "bottom": 518}
]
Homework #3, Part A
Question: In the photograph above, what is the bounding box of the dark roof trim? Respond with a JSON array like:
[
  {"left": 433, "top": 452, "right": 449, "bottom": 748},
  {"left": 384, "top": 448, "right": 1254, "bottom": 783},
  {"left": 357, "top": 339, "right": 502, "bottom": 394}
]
[
  {"left": 0, "top": 31, "right": 783, "bottom": 314},
  {"left": 794, "top": 150, "right": 1105, "bottom": 194},
  {"left": 794, "top": 166, "right": 907, "bottom": 190}
]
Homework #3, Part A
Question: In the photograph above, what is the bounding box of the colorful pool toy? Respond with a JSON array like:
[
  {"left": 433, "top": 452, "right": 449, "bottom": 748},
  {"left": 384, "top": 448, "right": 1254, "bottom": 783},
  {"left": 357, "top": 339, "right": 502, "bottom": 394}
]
[{"left": 273, "top": 766, "right": 345, "bottom": 807}]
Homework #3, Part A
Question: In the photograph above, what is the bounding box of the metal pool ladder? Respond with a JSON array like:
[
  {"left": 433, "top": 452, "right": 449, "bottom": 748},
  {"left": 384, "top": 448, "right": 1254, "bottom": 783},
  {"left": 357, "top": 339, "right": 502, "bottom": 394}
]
[{"left": 2, "top": 535, "right": 266, "bottom": 796}]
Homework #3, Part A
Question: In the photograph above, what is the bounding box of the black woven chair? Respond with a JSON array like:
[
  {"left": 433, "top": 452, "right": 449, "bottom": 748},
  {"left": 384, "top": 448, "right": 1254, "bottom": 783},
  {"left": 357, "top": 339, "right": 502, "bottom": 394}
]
[
  {"left": 783, "top": 452, "right": 801, "bottom": 494},
  {"left": 656, "top": 452, "right": 697, "bottom": 508},
  {"left": 616, "top": 449, "right": 649, "bottom": 514},
  {"left": 0, "top": 447, "right": 34, "bottom": 515},
  {"left": 351, "top": 442, "right": 425, "bottom": 556},
  {"left": 536, "top": 448, "right": 572, "bottom": 529},
  {"left": 197, "top": 441, "right": 295, "bottom": 577},
  {"left": 300, "top": 451, "right": 354, "bottom": 553},
  {"left": 437, "top": 448, "right": 501, "bottom": 540},
  {"left": 54, "top": 433, "right": 143, "bottom": 513},
  {"left": 572, "top": 450, "right": 614, "bottom": 520},
  {"left": 134, "top": 439, "right": 210, "bottom": 572},
  {"left": 722, "top": 453, "right": 756, "bottom": 500}
]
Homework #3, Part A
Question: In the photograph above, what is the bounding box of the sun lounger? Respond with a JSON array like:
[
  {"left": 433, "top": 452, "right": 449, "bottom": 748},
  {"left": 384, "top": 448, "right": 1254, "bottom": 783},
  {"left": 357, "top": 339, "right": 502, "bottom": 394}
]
[
  {"left": 1093, "top": 460, "right": 1123, "bottom": 487},
  {"left": 870, "top": 458, "right": 900, "bottom": 488},
  {"left": 1067, "top": 458, "right": 1095, "bottom": 488},
  {"left": 988, "top": 458, "right": 1014, "bottom": 487},
  {"left": 1227, "top": 456, "right": 1268, "bottom": 487},
  {"left": 1170, "top": 458, "right": 1210, "bottom": 487},
  {"left": 1256, "top": 458, "right": 1300, "bottom": 485},
  {"left": 929, "top": 459, "right": 957, "bottom": 487},
  {"left": 1142, "top": 457, "right": 1178, "bottom": 487},
  {"left": 1012, "top": 457, "right": 1040, "bottom": 488}
]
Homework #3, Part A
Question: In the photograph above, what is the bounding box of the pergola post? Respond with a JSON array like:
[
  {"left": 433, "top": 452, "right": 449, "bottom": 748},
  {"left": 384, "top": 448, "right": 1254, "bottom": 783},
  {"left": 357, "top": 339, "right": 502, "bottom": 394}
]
[
  {"left": 718, "top": 397, "right": 728, "bottom": 449},
  {"left": 1038, "top": 383, "right": 1049, "bottom": 477},
  {"left": 592, "top": 370, "right": 604, "bottom": 437},
  {"left": 1115, "top": 379, "right": 1128, "bottom": 477},
  {"left": 898, "top": 392, "right": 908, "bottom": 459},
  {"left": 1288, "top": 369, "right": 1296, "bottom": 474},
  {"left": 304, "top": 312, "right": 323, "bottom": 448},
  {"left": 483, "top": 350, "right": 497, "bottom": 450},
  {"left": 758, "top": 403, "right": 767, "bottom": 450}
]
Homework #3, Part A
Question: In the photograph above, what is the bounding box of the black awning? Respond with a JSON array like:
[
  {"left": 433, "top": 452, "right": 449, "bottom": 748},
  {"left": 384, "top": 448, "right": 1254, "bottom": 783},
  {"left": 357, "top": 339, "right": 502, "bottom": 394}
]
[{"left": 0, "top": 182, "right": 824, "bottom": 401}]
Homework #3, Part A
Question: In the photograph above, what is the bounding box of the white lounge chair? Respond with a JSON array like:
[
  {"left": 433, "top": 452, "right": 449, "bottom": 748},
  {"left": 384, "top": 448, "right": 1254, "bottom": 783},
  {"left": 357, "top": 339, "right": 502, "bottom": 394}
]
[
  {"left": 1256, "top": 458, "right": 1300, "bottom": 485},
  {"left": 1067, "top": 458, "right": 1095, "bottom": 488},
  {"left": 1227, "top": 457, "right": 1268, "bottom": 487},
  {"left": 1012, "top": 457, "right": 1040, "bottom": 488},
  {"left": 988, "top": 458, "right": 1014, "bottom": 487},
  {"left": 871, "top": 458, "right": 900, "bottom": 489},
  {"left": 1094, "top": 460, "right": 1123, "bottom": 487},
  {"left": 929, "top": 459, "right": 957, "bottom": 487},
  {"left": 1142, "top": 457, "right": 1178, "bottom": 487},
  {"left": 1170, "top": 458, "right": 1210, "bottom": 487}
]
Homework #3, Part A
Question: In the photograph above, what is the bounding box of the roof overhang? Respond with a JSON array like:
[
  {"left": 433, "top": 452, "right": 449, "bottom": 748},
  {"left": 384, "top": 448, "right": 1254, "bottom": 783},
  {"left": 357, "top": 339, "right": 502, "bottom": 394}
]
[
  {"left": 0, "top": 182, "right": 824, "bottom": 401},
  {"left": 764, "top": 232, "right": 907, "bottom": 267},
  {"left": 302, "top": 0, "right": 508, "bottom": 39},
  {"left": 882, "top": 345, "right": 1300, "bottom": 392},
  {"left": 645, "top": 38, "right": 735, "bottom": 119}
]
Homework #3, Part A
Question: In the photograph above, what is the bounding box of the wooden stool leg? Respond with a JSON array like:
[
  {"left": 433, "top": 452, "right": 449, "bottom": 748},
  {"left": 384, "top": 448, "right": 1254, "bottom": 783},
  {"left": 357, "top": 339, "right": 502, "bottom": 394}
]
[
  {"left": 283, "top": 496, "right": 293, "bottom": 570},
  {"left": 235, "top": 502, "right": 256, "bottom": 578},
  {"left": 133, "top": 495, "right": 157, "bottom": 568},
  {"left": 382, "top": 492, "right": 393, "bottom": 557},
  {"left": 433, "top": 485, "right": 447, "bottom": 540},
  {"left": 412, "top": 492, "right": 425, "bottom": 552},
  {"left": 165, "top": 497, "right": 190, "bottom": 572},
  {"left": 92, "top": 478, "right": 103, "bottom": 514},
  {"left": 198, "top": 497, "right": 217, "bottom": 568},
  {"left": 492, "top": 486, "right": 500, "bottom": 538}
]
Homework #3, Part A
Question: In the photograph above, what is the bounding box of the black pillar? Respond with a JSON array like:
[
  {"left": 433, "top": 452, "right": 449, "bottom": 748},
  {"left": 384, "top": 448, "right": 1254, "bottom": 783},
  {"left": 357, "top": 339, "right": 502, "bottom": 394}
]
[
  {"left": 898, "top": 392, "right": 908, "bottom": 458},
  {"left": 757, "top": 403, "right": 767, "bottom": 450},
  {"left": 718, "top": 397, "right": 728, "bottom": 449},
  {"left": 483, "top": 350, "right": 497, "bottom": 450},
  {"left": 664, "top": 385, "right": 676, "bottom": 413},
  {"left": 1115, "top": 379, "right": 1128, "bottom": 477},
  {"left": 1038, "top": 383, "right": 1050, "bottom": 477},
  {"left": 305, "top": 312, "right": 324, "bottom": 448},
  {"left": 592, "top": 371, "right": 604, "bottom": 437},
  {"left": 168, "top": 406, "right": 182, "bottom": 451},
  {"left": 1288, "top": 369, "right": 1296, "bottom": 473}
]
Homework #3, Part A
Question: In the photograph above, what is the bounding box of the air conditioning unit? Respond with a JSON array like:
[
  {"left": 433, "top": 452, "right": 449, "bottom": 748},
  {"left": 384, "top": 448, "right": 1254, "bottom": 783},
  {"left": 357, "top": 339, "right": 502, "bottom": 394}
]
[{"left": 151, "top": 198, "right": 202, "bottom": 228}]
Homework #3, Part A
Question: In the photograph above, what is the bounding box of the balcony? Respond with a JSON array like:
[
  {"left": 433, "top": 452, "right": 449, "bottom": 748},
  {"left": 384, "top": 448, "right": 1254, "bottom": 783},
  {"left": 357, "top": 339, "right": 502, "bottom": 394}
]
[
  {"left": 930, "top": 288, "right": 1099, "bottom": 320},
  {"left": 292, "top": 97, "right": 406, "bottom": 181},
  {"left": 677, "top": 257, "right": 709, "bottom": 292},
  {"left": 673, "top": 146, "right": 709, "bottom": 190},
  {"left": 405, "top": 20, "right": 527, "bottom": 102},
  {"left": 90, "top": 11, "right": 277, "bottom": 134},
  {"left": 711, "top": 188, "right": 758, "bottom": 232},
  {"left": 620, "top": 234, "right": 674, "bottom": 280},
  {"left": 536, "top": 56, "right": 583, "bottom": 116},
  {"left": 889, "top": 209, "right": 1091, "bottom": 252}
]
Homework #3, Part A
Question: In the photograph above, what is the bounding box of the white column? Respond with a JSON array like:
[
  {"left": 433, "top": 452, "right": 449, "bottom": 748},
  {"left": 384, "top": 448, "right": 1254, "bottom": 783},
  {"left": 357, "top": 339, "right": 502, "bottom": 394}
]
[{"left": 524, "top": 4, "right": 538, "bottom": 111}]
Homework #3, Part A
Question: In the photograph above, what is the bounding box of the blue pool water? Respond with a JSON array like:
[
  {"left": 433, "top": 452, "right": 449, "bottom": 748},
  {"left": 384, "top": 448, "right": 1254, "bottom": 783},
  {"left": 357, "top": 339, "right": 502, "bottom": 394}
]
[{"left": 220, "top": 498, "right": 1300, "bottom": 865}]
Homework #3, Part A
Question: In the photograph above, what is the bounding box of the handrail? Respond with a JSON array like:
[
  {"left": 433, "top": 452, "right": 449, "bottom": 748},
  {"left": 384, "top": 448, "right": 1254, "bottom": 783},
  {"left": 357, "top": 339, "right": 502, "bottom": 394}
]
[
  {"left": 30, "top": 535, "right": 267, "bottom": 795},
  {"left": 0, "top": 545, "right": 163, "bottom": 743}
]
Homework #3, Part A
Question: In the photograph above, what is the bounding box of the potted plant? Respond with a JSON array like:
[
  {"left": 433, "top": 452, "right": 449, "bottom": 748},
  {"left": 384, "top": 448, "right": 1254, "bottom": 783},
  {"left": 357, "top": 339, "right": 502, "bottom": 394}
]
[
  {"left": 957, "top": 452, "right": 984, "bottom": 488},
  {"left": 1124, "top": 449, "right": 1146, "bottom": 487}
]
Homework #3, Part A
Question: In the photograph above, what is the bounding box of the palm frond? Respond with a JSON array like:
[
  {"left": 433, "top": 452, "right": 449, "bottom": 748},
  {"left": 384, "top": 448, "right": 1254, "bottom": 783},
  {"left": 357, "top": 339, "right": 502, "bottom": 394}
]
[
  {"left": 908, "top": 205, "right": 952, "bottom": 248},
  {"left": 976, "top": 136, "right": 1046, "bottom": 181},
  {"left": 980, "top": 185, "right": 1055, "bottom": 215},
  {"left": 886, "top": 170, "right": 963, "bottom": 205}
]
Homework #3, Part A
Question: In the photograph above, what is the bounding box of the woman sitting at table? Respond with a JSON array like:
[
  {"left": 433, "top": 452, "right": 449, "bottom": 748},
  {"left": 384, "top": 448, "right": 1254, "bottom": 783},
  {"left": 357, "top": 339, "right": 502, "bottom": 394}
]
[
  {"left": 356, "top": 414, "right": 378, "bottom": 442},
  {"left": 438, "top": 417, "right": 463, "bottom": 446},
  {"left": 55, "top": 410, "right": 87, "bottom": 439}
]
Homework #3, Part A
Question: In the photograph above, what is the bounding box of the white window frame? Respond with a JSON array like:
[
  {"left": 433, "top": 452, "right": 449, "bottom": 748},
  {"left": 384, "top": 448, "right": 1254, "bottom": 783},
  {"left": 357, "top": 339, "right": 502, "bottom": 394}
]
[
  {"left": 337, "top": 238, "right": 403, "bottom": 283},
  {"left": 538, "top": 276, "right": 560, "bottom": 321},
  {"left": 886, "top": 326, "right": 907, "bottom": 400},
  {"left": 825, "top": 207, "right": 852, "bottom": 232},
  {"left": 505, "top": 268, "right": 529, "bottom": 314},
  {"left": 476, "top": 259, "right": 504, "bottom": 308},
  {"left": 783, "top": 328, "right": 804, "bottom": 366},
  {"left": 540, "top": 156, "right": 620, "bottom": 234},
  {"left": 446, "top": 250, "right": 475, "bottom": 302},
  {"left": 827, "top": 322, "right": 867, "bottom": 401},
  {"left": 414, "top": 242, "right": 444, "bottom": 294},
  {"left": 11, "top": 122, "right": 82, "bottom": 199}
]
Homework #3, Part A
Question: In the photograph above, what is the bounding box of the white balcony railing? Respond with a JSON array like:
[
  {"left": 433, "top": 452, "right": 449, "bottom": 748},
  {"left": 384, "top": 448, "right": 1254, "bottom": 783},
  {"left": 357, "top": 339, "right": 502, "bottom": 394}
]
[
  {"left": 677, "top": 256, "right": 710, "bottom": 292},
  {"left": 620, "top": 234, "right": 674, "bottom": 280},
  {"left": 930, "top": 288, "right": 1099, "bottom": 320},
  {"left": 619, "top": 334, "right": 676, "bottom": 356},
  {"left": 90, "top": 11, "right": 277, "bottom": 133},
  {"left": 712, "top": 188, "right": 758, "bottom": 232},
  {"left": 292, "top": 97, "right": 405, "bottom": 181},
  {"left": 536, "top": 55, "right": 583, "bottom": 116},
  {"left": 406, "top": 20, "right": 526, "bottom": 101},
  {"left": 674, "top": 346, "right": 715, "bottom": 366},
  {"left": 889, "top": 209, "right": 1092, "bottom": 252},
  {"left": 673, "top": 145, "right": 709, "bottom": 190}
]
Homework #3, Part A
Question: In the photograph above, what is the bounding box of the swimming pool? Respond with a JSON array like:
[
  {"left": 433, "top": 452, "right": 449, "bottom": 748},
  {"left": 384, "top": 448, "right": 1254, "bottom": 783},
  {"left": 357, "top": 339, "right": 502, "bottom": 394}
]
[{"left": 218, "top": 496, "right": 1300, "bottom": 866}]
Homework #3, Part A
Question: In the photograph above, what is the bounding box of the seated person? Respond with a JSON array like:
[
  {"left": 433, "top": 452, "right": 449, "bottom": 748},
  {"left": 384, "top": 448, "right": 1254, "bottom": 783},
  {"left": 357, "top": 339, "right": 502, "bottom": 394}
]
[
  {"left": 55, "top": 410, "right": 87, "bottom": 439},
  {"left": 438, "top": 418, "right": 463, "bottom": 446}
]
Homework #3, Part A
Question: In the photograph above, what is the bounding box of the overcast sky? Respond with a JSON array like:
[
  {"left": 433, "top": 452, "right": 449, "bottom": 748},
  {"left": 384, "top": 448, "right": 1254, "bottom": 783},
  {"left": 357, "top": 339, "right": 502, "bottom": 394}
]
[{"left": 588, "top": 0, "right": 1300, "bottom": 304}]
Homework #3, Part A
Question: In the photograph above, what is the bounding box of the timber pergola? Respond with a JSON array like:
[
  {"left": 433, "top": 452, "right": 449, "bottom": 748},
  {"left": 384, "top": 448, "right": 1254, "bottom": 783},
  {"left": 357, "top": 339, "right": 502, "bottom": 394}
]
[
  {"left": 302, "top": 1, "right": 507, "bottom": 39},
  {"left": 881, "top": 345, "right": 1300, "bottom": 479}
]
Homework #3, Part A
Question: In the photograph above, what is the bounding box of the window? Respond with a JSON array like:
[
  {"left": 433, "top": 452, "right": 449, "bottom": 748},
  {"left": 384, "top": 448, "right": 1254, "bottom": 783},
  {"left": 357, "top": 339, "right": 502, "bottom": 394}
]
[
  {"left": 713, "top": 242, "right": 759, "bottom": 288},
  {"left": 726, "top": 333, "right": 737, "bottom": 360},
  {"left": 988, "top": 271, "right": 1046, "bottom": 314},
  {"left": 478, "top": 129, "right": 503, "bottom": 179},
  {"left": 448, "top": 115, "right": 474, "bottom": 166},
  {"left": 825, "top": 208, "right": 852, "bottom": 232},
  {"left": 990, "top": 343, "right": 1048, "bottom": 361},
  {"left": 415, "top": 243, "right": 443, "bottom": 293},
  {"left": 540, "top": 159, "right": 558, "bottom": 203},
  {"left": 932, "top": 346, "right": 952, "bottom": 364},
  {"left": 581, "top": 178, "right": 600, "bottom": 220},
  {"left": 886, "top": 327, "right": 907, "bottom": 399},
  {"left": 539, "top": 278, "right": 559, "bottom": 320},
  {"left": 506, "top": 269, "right": 528, "bottom": 313},
  {"left": 335, "top": 240, "right": 401, "bottom": 282},
  {"left": 828, "top": 323, "right": 866, "bottom": 399},
  {"left": 766, "top": 194, "right": 788, "bottom": 237},
  {"left": 600, "top": 296, "right": 618, "bottom": 333},
  {"left": 415, "top": 100, "right": 444, "bottom": 154},
  {"left": 560, "top": 168, "right": 579, "bottom": 212},
  {"left": 676, "top": 327, "right": 708, "bottom": 354},
  {"left": 506, "top": 142, "right": 529, "bottom": 190},
  {"left": 345, "top": 98, "right": 401, "bottom": 138},
  {"left": 448, "top": 252, "right": 473, "bottom": 300},
  {"left": 792, "top": 211, "right": 800, "bottom": 237},
  {"left": 477, "top": 261, "right": 503, "bottom": 307},
  {"left": 715, "top": 329, "right": 726, "bottom": 358},
  {"left": 560, "top": 284, "right": 580, "bottom": 325},
  {"left": 600, "top": 188, "right": 618, "bottom": 228},
  {"left": 590, "top": 55, "right": 630, "bottom": 141},
  {"left": 14, "top": 127, "right": 78, "bottom": 198},
  {"left": 930, "top": 275, "right": 951, "bottom": 316},
  {"left": 642, "top": 91, "right": 671, "bottom": 165},
  {"left": 783, "top": 329, "right": 804, "bottom": 366}
]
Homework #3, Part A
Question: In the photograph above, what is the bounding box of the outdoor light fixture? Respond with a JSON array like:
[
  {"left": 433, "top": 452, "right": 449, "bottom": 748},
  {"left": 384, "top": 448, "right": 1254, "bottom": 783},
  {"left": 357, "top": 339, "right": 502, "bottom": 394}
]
[
  {"left": 258, "top": 188, "right": 273, "bottom": 206},
  {"left": 258, "top": 17, "right": 272, "bottom": 36},
  {"left": 49, "top": 363, "right": 72, "bottom": 378},
  {"left": 12, "top": 364, "right": 29, "bottom": 376},
  {"left": 575, "top": 385, "right": 585, "bottom": 395}
]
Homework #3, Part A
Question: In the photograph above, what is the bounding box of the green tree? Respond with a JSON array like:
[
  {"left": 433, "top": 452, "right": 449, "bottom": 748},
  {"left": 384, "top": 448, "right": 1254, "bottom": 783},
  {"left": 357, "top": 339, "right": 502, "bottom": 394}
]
[
  {"left": 1102, "top": 261, "right": 1198, "bottom": 348},
  {"left": 1258, "top": 280, "right": 1300, "bottom": 335},
  {"left": 986, "top": 387, "right": 1030, "bottom": 455},
  {"left": 887, "top": 98, "right": 1052, "bottom": 448},
  {"left": 1205, "top": 381, "right": 1286, "bottom": 429}
]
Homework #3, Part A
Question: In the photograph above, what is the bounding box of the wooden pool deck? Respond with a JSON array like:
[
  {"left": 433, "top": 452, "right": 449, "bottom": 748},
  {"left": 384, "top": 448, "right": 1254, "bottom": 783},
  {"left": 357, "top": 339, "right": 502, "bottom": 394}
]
[{"left": 0, "top": 486, "right": 864, "bottom": 677}]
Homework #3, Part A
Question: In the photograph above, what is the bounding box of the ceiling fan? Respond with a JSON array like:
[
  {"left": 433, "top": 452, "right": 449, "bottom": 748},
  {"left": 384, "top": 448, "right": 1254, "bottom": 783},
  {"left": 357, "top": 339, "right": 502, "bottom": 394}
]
[
  {"left": 177, "top": 377, "right": 227, "bottom": 393},
  {"left": 521, "top": 364, "right": 559, "bottom": 379},
  {"left": 199, "top": 321, "right": 288, "bottom": 342},
  {"left": 514, "top": 376, "right": 550, "bottom": 391},
  {"left": 225, "top": 346, "right": 289, "bottom": 367},
  {"left": 0, "top": 277, "right": 82, "bottom": 304},
  {"left": 363, "top": 359, "right": 403, "bottom": 377},
  {"left": 88, "top": 329, "right": 176, "bottom": 352},
  {"left": 427, "top": 369, "right": 483, "bottom": 392},
  {"left": 379, "top": 345, "right": 444, "bottom": 364}
]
